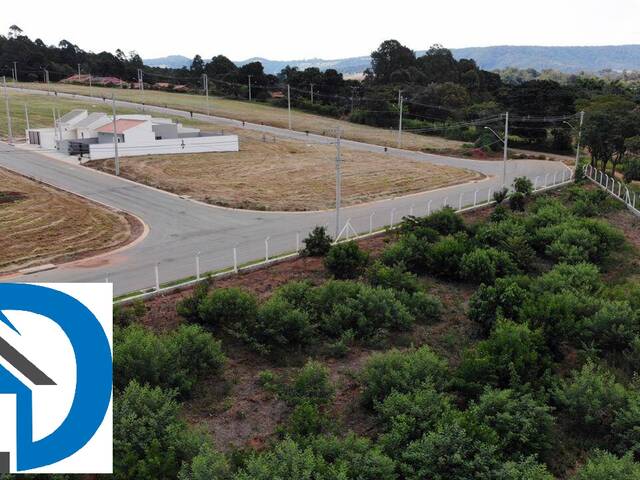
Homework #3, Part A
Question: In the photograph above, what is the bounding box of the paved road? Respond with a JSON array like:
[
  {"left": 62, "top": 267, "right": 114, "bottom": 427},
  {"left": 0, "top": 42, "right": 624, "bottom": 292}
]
[{"left": 0, "top": 89, "right": 571, "bottom": 295}]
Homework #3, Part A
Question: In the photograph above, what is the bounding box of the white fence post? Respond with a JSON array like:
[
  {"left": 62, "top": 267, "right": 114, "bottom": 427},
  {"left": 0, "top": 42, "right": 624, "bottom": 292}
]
[
  {"left": 427, "top": 200, "right": 432, "bottom": 215},
  {"left": 553, "top": 172, "right": 557, "bottom": 185},
  {"left": 487, "top": 189, "right": 492, "bottom": 203},
  {"left": 155, "top": 263, "right": 160, "bottom": 291},
  {"left": 105, "top": 274, "right": 109, "bottom": 283},
  {"left": 443, "top": 197, "right": 448, "bottom": 209},
  {"left": 196, "top": 252, "right": 200, "bottom": 280},
  {"left": 458, "top": 192, "right": 463, "bottom": 211},
  {"left": 233, "top": 246, "right": 238, "bottom": 273},
  {"left": 390, "top": 208, "right": 396, "bottom": 228},
  {"left": 265, "top": 237, "right": 270, "bottom": 261},
  {"left": 369, "top": 212, "right": 375, "bottom": 234},
  {"left": 473, "top": 190, "right": 478, "bottom": 206},
  {"left": 533, "top": 176, "right": 539, "bottom": 190},
  {"left": 409, "top": 204, "right": 414, "bottom": 216},
  {"left": 544, "top": 173, "right": 549, "bottom": 187},
  {"left": 296, "top": 232, "right": 300, "bottom": 253}
]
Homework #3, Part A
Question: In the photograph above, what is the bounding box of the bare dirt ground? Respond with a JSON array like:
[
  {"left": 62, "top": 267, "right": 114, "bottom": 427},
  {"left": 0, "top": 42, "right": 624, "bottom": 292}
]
[
  {"left": 87, "top": 127, "right": 483, "bottom": 211},
  {"left": 0, "top": 168, "right": 139, "bottom": 273}
]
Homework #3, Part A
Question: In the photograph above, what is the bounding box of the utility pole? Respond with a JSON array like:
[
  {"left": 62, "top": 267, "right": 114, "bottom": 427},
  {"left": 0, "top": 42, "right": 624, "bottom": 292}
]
[
  {"left": 3, "top": 76, "right": 13, "bottom": 145},
  {"left": 247, "top": 75, "right": 252, "bottom": 101},
  {"left": 24, "top": 104, "right": 29, "bottom": 130},
  {"left": 575, "top": 111, "right": 584, "bottom": 176},
  {"left": 202, "top": 73, "right": 210, "bottom": 115},
  {"left": 350, "top": 86, "right": 357, "bottom": 114},
  {"left": 44, "top": 69, "right": 50, "bottom": 93},
  {"left": 137, "top": 68, "right": 144, "bottom": 108},
  {"left": 397, "top": 90, "right": 403, "bottom": 149},
  {"left": 287, "top": 84, "right": 292, "bottom": 130},
  {"left": 310, "top": 83, "right": 314, "bottom": 104},
  {"left": 77, "top": 63, "right": 81, "bottom": 78},
  {"left": 89, "top": 74, "right": 93, "bottom": 98},
  {"left": 12, "top": 61, "right": 17, "bottom": 83},
  {"left": 335, "top": 127, "right": 342, "bottom": 238},
  {"left": 111, "top": 94, "right": 120, "bottom": 176},
  {"left": 502, "top": 112, "right": 509, "bottom": 187}
]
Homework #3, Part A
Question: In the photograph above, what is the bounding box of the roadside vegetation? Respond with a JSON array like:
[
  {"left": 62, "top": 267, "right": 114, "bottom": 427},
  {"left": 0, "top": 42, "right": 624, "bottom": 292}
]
[{"left": 109, "top": 177, "right": 640, "bottom": 480}]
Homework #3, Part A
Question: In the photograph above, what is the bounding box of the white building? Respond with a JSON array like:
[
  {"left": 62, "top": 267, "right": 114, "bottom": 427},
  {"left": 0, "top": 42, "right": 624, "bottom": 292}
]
[{"left": 25, "top": 110, "right": 239, "bottom": 160}]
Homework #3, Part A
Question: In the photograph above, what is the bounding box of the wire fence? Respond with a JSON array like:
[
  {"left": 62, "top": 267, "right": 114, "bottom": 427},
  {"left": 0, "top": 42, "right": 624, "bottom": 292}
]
[
  {"left": 584, "top": 164, "right": 639, "bottom": 216},
  {"left": 114, "top": 169, "right": 575, "bottom": 304}
]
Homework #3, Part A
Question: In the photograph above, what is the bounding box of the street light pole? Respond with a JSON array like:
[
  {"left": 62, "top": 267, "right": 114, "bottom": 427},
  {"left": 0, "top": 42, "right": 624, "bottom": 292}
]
[
  {"left": 202, "top": 73, "right": 210, "bottom": 115},
  {"left": 12, "top": 61, "right": 17, "bottom": 83},
  {"left": 287, "top": 84, "right": 292, "bottom": 130},
  {"left": 3, "top": 76, "right": 13, "bottom": 145},
  {"left": 484, "top": 112, "right": 509, "bottom": 188},
  {"left": 575, "top": 111, "right": 584, "bottom": 176},
  {"left": 310, "top": 83, "right": 314, "bottom": 104},
  {"left": 248, "top": 75, "right": 252, "bottom": 101},
  {"left": 397, "top": 90, "right": 403, "bottom": 149}
]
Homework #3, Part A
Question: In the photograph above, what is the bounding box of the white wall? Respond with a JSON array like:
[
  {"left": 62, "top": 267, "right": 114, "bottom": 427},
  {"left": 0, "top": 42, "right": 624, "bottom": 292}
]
[{"left": 89, "top": 135, "right": 239, "bottom": 160}]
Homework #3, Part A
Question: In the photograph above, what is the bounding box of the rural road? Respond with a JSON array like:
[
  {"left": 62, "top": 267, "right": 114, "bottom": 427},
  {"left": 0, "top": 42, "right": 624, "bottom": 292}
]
[{"left": 0, "top": 89, "right": 571, "bottom": 295}]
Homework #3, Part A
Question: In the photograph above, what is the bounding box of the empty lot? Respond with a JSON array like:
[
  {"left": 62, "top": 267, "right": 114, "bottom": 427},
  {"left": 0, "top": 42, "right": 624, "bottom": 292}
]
[{"left": 0, "top": 168, "right": 136, "bottom": 273}]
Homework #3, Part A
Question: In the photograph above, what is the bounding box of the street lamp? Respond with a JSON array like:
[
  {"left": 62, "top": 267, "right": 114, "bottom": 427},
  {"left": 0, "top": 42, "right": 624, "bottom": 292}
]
[
  {"left": 484, "top": 113, "right": 509, "bottom": 187},
  {"left": 563, "top": 112, "right": 585, "bottom": 176}
]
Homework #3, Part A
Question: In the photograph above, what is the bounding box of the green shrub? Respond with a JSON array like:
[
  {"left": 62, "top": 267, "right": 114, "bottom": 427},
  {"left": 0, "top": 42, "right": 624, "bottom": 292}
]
[
  {"left": 495, "top": 458, "right": 554, "bottom": 480},
  {"left": 289, "top": 360, "right": 335, "bottom": 406},
  {"left": 460, "top": 247, "right": 517, "bottom": 285},
  {"left": 469, "top": 389, "right": 554, "bottom": 459},
  {"left": 493, "top": 188, "right": 509, "bottom": 204},
  {"left": 513, "top": 177, "right": 534, "bottom": 196},
  {"left": 379, "top": 234, "right": 431, "bottom": 273},
  {"left": 360, "top": 346, "right": 448, "bottom": 407},
  {"left": 572, "top": 450, "right": 640, "bottom": 480},
  {"left": 376, "top": 383, "right": 456, "bottom": 452},
  {"left": 302, "top": 226, "right": 333, "bottom": 256},
  {"left": 490, "top": 204, "right": 510, "bottom": 222},
  {"left": 468, "top": 276, "right": 531, "bottom": 334},
  {"left": 243, "top": 297, "right": 314, "bottom": 354},
  {"left": 114, "top": 324, "right": 225, "bottom": 397},
  {"left": 285, "top": 401, "right": 330, "bottom": 438},
  {"left": 232, "top": 439, "right": 321, "bottom": 480},
  {"left": 418, "top": 207, "right": 466, "bottom": 235},
  {"left": 624, "top": 157, "right": 640, "bottom": 182},
  {"left": 177, "top": 279, "right": 211, "bottom": 322},
  {"left": 324, "top": 241, "right": 369, "bottom": 279},
  {"left": 396, "top": 290, "right": 442, "bottom": 324},
  {"left": 115, "top": 381, "right": 204, "bottom": 480},
  {"left": 114, "top": 300, "right": 147, "bottom": 327},
  {"left": 509, "top": 192, "right": 526, "bottom": 211},
  {"left": 198, "top": 288, "right": 258, "bottom": 332},
  {"left": 178, "top": 443, "right": 229, "bottom": 480},
  {"left": 532, "top": 262, "right": 602, "bottom": 296},
  {"left": 553, "top": 361, "right": 628, "bottom": 436},
  {"left": 455, "top": 320, "right": 552, "bottom": 398},
  {"left": 612, "top": 389, "right": 640, "bottom": 458},
  {"left": 427, "top": 234, "right": 470, "bottom": 279},
  {"left": 366, "top": 261, "right": 420, "bottom": 293},
  {"left": 400, "top": 422, "right": 500, "bottom": 480},
  {"left": 584, "top": 301, "right": 640, "bottom": 351}
]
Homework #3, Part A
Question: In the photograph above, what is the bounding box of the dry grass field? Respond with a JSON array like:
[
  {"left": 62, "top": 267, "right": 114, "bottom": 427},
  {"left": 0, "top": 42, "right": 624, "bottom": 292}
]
[
  {"left": 13, "top": 82, "right": 466, "bottom": 151},
  {"left": 0, "top": 168, "right": 135, "bottom": 273},
  {"left": 87, "top": 126, "right": 482, "bottom": 211}
]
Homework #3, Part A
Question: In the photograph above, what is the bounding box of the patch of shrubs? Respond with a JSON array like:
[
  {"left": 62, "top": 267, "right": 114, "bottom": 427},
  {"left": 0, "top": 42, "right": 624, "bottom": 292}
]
[
  {"left": 114, "top": 323, "right": 225, "bottom": 397},
  {"left": 324, "top": 241, "right": 369, "bottom": 279}
]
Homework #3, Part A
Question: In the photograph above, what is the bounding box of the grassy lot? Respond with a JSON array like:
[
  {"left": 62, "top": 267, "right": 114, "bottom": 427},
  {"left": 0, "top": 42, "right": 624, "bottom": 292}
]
[
  {"left": 0, "top": 167, "right": 134, "bottom": 272},
  {"left": 10, "top": 81, "right": 468, "bottom": 151},
  {"left": 2, "top": 91, "right": 481, "bottom": 211}
]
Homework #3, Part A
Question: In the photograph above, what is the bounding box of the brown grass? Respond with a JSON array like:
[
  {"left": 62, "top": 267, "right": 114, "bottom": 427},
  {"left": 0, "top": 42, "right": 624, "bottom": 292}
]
[
  {"left": 0, "top": 168, "right": 135, "bottom": 273},
  {"left": 87, "top": 127, "right": 482, "bottom": 211}
]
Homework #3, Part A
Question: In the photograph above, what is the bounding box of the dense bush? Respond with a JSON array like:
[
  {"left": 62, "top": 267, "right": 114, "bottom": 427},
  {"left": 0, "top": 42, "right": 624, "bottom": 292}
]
[
  {"left": 302, "top": 226, "right": 333, "bottom": 256},
  {"left": 508, "top": 192, "right": 526, "bottom": 211},
  {"left": 177, "top": 279, "right": 211, "bottom": 322},
  {"left": 366, "top": 261, "right": 420, "bottom": 293},
  {"left": 114, "top": 300, "right": 147, "bottom": 327},
  {"left": 178, "top": 443, "right": 229, "bottom": 480},
  {"left": 455, "top": 320, "right": 552, "bottom": 398},
  {"left": 493, "top": 188, "right": 509, "bottom": 204},
  {"left": 360, "top": 346, "right": 448, "bottom": 406},
  {"left": 114, "top": 324, "right": 225, "bottom": 396},
  {"left": 468, "top": 276, "right": 531, "bottom": 334},
  {"left": 583, "top": 300, "right": 640, "bottom": 351},
  {"left": 469, "top": 388, "right": 554, "bottom": 460},
  {"left": 114, "top": 381, "right": 205, "bottom": 480},
  {"left": 198, "top": 287, "right": 258, "bottom": 332},
  {"left": 571, "top": 450, "right": 640, "bottom": 480},
  {"left": 379, "top": 234, "right": 432, "bottom": 273},
  {"left": 415, "top": 207, "right": 466, "bottom": 235},
  {"left": 426, "top": 234, "right": 470, "bottom": 279},
  {"left": 513, "top": 176, "right": 534, "bottom": 196},
  {"left": 553, "top": 361, "right": 629, "bottom": 436},
  {"left": 324, "top": 241, "right": 369, "bottom": 279},
  {"left": 460, "top": 247, "right": 517, "bottom": 284}
]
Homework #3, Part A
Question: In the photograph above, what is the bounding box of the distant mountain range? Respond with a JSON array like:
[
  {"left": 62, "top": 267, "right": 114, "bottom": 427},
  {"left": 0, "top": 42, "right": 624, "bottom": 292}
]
[{"left": 144, "top": 45, "right": 640, "bottom": 75}]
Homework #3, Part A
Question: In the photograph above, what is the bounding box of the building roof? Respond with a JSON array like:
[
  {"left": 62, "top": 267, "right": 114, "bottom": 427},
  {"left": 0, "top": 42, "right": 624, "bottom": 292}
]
[
  {"left": 95, "top": 119, "right": 146, "bottom": 134},
  {"left": 74, "top": 112, "right": 108, "bottom": 128},
  {"left": 58, "top": 109, "right": 86, "bottom": 125}
]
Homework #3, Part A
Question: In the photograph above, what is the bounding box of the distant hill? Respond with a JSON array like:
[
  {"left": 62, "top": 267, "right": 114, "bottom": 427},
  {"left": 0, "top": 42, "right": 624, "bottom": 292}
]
[{"left": 144, "top": 45, "right": 640, "bottom": 75}]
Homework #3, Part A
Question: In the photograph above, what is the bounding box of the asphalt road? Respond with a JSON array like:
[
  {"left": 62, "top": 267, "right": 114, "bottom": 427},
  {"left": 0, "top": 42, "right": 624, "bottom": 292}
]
[{"left": 0, "top": 89, "right": 571, "bottom": 295}]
